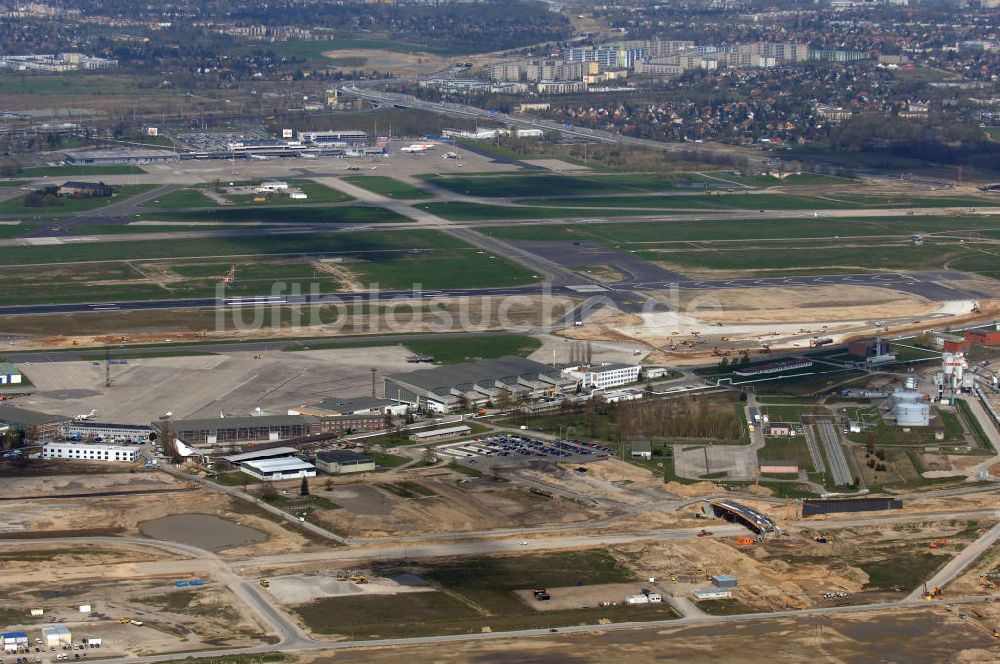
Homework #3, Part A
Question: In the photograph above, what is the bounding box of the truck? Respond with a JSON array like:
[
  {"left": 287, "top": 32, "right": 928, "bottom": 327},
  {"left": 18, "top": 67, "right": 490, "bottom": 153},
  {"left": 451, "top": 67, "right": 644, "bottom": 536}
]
[
  {"left": 810, "top": 337, "right": 834, "bottom": 347},
  {"left": 626, "top": 594, "right": 650, "bottom": 605}
]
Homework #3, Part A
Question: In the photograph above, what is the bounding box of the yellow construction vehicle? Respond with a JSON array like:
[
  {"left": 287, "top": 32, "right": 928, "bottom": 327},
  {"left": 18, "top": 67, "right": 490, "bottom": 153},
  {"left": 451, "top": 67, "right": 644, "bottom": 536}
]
[
  {"left": 349, "top": 575, "right": 368, "bottom": 584},
  {"left": 259, "top": 579, "right": 270, "bottom": 588}
]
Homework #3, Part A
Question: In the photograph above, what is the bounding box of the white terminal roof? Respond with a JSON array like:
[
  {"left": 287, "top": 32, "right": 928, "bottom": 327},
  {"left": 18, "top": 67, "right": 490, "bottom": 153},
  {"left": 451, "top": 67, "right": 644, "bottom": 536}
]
[
  {"left": 242, "top": 458, "right": 315, "bottom": 473},
  {"left": 412, "top": 425, "right": 471, "bottom": 439}
]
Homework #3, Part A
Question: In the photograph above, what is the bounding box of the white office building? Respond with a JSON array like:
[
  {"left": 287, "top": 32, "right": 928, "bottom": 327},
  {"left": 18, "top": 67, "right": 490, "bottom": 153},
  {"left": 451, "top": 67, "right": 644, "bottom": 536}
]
[
  {"left": 42, "top": 442, "right": 139, "bottom": 462},
  {"left": 562, "top": 363, "right": 641, "bottom": 390}
]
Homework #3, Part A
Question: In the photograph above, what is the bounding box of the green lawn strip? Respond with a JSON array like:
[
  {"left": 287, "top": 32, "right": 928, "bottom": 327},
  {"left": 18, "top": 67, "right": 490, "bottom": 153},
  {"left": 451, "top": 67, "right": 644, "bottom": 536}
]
[
  {"left": 368, "top": 452, "right": 410, "bottom": 468},
  {"left": 404, "top": 335, "right": 541, "bottom": 364},
  {"left": 343, "top": 175, "right": 431, "bottom": 199},
  {"left": 0, "top": 229, "right": 458, "bottom": 266},
  {"left": 416, "top": 201, "right": 657, "bottom": 221},
  {"left": 634, "top": 242, "right": 967, "bottom": 274},
  {"left": 425, "top": 173, "right": 680, "bottom": 198},
  {"left": 482, "top": 215, "right": 1000, "bottom": 244}
]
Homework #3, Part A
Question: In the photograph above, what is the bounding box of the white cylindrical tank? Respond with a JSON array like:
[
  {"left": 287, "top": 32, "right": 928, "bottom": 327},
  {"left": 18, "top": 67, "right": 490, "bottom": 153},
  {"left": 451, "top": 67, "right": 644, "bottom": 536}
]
[{"left": 895, "top": 402, "right": 930, "bottom": 427}]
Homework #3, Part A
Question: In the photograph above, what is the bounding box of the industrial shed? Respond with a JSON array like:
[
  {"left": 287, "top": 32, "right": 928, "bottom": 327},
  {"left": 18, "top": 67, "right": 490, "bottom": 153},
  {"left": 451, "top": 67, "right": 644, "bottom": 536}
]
[
  {"left": 315, "top": 450, "right": 376, "bottom": 475},
  {"left": 239, "top": 457, "right": 316, "bottom": 480},
  {"left": 41, "top": 625, "right": 72, "bottom": 647}
]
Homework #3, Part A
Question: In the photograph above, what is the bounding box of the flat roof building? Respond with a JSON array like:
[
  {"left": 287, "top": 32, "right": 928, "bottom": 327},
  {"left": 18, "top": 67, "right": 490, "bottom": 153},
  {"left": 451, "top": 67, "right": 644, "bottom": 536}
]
[
  {"left": 65, "top": 148, "right": 178, "bottom": 165},
  {"left": 239, "top": 457, "right": 316, "bottom": 480},
  {"left": 0, "top": 362, "right": 21, "bottom": 385},
  {"left": 385, "top": 356, "right": 574, "bottom": 412},
  {"left": 41, "top": 625, "right": 71, "bottom": 648},
  {"left": 297, "top": 130, "right": 368, "bottom": 145},
  {"left": 410, "top": 425, "right": 472, "bottom": 441},
  {"left": 562, "top": 363, "right": 641, "bottom": 390},
  {"left": 315, "top": 450, "right": 376, "bottom": 474},
  {"left": 42, "top": 442, "right": 139, "bottom": 463},
  {"left": 630, "top": 441, "right": 652, "bottom": 459}
]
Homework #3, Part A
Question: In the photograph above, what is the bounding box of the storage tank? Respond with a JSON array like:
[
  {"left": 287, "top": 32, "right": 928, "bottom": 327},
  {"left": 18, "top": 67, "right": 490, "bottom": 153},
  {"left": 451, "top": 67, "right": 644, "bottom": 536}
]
[
  {"left": 892, "top": 389, "right": 924, "bottom": 405},
  {"left": 894, "top": 401, "right": 930, "bottom": 427}
]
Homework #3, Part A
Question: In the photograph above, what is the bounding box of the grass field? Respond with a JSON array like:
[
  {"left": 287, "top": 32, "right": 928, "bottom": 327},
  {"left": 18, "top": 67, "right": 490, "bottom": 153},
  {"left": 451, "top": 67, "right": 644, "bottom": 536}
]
[
  {"left": 0, "top": 184, "right": 155, "bottom": 214},
  {"left": 0, "top": 73, "right": 147, "bottom": 96},
  {"left": 224, "top": 179, "right": 353, "bottom": 205},
  {"left": 516, "top": 192, "right": 994, "bottom": 211},
  {"left": 0, "top": 231, "right": 535, "bottom": 304},
  {"left": 482, "top": 215, "right": 1000, "bottom": 244},
  {"left": 417, "top": 201, "right": 651, "bottom": 221},
  {"left": 143, "top": 189, "right": 219, "bottom": 208},
  {"left": 758, "top": 437, "right": 815, "bottom": 472},
  {"left": 858, "top": 551, "right": 948, "bottom": 592},
  {"left": 634, "top": 242, "right": 963, "bottom": 274},
  {"left": 691, "top": 171, "right": 854, "bottom": 188},
  {"left": 423, "top": 173, "right": 679, "bottom": 198},
  {"left": 291, "top": 550, "right": 677, "bottom": 639},
  {"left": 139, "top": 204, "right": 404, "bottom": 225},
  {"left": 403, "top": 334, "right": 541, "bottom": 364},
  {"left": 343, "top": 175, "right": 431, "bottom": 199}
]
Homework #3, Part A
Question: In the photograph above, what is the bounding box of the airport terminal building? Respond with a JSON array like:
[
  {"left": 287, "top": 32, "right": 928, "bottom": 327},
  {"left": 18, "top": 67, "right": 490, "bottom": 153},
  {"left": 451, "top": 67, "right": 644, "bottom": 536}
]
[
  {"left": 384, "top": 356, "right": 574, "bottom": 412},
  {"left": 154, "top": 415, "right": 321, "bottom": 446}
]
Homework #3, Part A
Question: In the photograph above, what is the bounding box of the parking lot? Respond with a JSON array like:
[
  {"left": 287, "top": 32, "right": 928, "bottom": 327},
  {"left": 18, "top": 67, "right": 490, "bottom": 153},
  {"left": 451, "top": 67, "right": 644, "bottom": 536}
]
[{"left": 435, "top": 433, "right": 611, "bottom": 469}]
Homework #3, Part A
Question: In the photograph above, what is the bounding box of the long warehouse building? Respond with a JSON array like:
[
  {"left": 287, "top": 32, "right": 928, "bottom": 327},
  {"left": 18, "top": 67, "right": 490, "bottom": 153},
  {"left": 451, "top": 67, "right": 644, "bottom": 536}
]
[{"left": 384, "top": 356, "right": 575, "bottom": 412}]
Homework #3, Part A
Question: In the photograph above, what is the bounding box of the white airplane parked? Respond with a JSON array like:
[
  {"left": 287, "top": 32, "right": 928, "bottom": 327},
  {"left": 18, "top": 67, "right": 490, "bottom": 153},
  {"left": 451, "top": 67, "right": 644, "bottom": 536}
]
[
  {"left": 74, "top": 409, "right": 97, "bottom": 421},
  {"left": 401, "top": 142, "right": 436, "bottom": 153}
]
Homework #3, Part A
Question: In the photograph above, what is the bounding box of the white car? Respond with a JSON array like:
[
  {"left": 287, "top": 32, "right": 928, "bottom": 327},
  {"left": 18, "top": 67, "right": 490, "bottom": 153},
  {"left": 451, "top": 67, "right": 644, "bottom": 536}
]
[{"left": 520, "top": 540, "right": 529, "bottom": 546}]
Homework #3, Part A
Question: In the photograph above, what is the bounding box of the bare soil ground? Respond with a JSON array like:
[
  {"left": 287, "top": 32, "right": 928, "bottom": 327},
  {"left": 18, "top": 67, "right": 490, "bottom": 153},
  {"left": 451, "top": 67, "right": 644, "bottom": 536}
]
[
  {"left": 563, "top": 286, "right": 1000, "bottom": 365},
  {"left": 0, "top": 470, "right": 319, "bottom": 556},
  {"left": 305, "top": 606, "right": 1000, "bottom": 663},
  {"left": 0, "top": 572, "right": 267, "bottom": 656},
  {"left": 513, "top": 583, "right": 644, "bottom": 611},
  {"left": 310, "top": 469, "right": 602, "bottom": 538},
  {"left": 320, "top": 48, "right": 451, "bottom": 76}
]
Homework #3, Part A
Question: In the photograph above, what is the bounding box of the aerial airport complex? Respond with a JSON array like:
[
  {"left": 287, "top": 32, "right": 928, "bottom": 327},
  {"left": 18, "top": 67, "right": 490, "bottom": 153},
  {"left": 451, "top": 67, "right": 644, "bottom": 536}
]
[{"left": 2, "top": 1, "right": 1000, "bottom": 662}]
